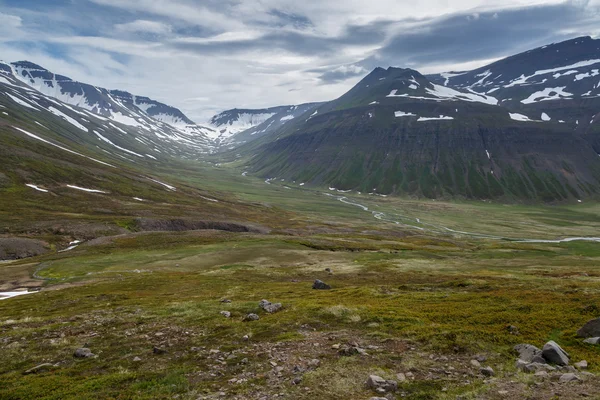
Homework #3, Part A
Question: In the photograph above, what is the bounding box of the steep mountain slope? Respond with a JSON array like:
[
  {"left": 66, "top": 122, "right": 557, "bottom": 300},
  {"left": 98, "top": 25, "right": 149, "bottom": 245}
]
[
  {"left": 209, "top": 103, "right": 321, "bottom": 146},
  {"left": 0, "top": 61, "right": 216, "bottom": 158},
  {"left": 214, "top": 103, "right": 322, "bottom": 148},
  {"left": 241, "top": 46, "right": 600, "bottom": 202}
]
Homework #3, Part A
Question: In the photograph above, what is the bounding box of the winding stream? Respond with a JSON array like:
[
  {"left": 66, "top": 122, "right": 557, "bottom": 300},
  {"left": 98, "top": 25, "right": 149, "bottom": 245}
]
[{"left": 324, "top": 193, "right": 600, "bottom": 243}]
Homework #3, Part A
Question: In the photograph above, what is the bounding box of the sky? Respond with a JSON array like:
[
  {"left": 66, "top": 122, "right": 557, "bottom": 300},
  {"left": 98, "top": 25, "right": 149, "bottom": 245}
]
[{"left": 0, "top": 0, "right": 599, "bottom": 123}]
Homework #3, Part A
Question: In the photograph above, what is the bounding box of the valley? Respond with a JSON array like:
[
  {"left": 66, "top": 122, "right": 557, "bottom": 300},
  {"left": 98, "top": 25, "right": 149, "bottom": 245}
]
[{"left": 1, "top": 34, "right": 600, "bottom": 400}]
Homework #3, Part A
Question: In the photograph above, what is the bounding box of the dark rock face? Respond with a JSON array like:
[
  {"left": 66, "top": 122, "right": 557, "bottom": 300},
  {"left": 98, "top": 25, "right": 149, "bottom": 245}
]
[
  {"left": 0, "top": 238, "right": 49, "bottom": 260},
  {"left": 134, "top": 218, "right": 269, "bottom": 234},
  {"left": 312, "top": 279, "right": 331, "bottom": 290},
  {"left": 577, "top": 318, "right": 600, "bottom": 338}
]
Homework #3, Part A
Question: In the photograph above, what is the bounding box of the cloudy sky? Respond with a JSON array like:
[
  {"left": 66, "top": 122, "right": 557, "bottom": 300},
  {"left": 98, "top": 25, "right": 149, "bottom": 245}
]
[{"left": 1, "top": 0, "right": 599, "bottom": 122}]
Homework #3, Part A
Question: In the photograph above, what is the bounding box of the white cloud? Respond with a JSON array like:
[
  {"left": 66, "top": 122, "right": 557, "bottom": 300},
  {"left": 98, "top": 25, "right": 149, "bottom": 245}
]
[{"left": 114, "top": 20, "right": 172, "bottom": 35}]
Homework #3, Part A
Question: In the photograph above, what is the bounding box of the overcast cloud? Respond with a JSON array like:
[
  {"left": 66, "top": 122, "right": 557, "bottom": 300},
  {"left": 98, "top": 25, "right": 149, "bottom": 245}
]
[{"left": 0, "top": 0, "right": 599, "bottom": 122}]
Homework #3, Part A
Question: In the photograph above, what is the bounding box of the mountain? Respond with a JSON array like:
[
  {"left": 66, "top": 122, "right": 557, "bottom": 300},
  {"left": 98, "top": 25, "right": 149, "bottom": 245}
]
[
  {"left": 239, "top": 37, "right": 600, "bottom": 202},
  {"left": 210, "top": 103, "right": 322, "bottom": 148},
  {"left": 208, "top": 103, "right": 322, "bottom": 146},
  {"left": 1, "top": 60, "right": 217, "bottom": 158}
]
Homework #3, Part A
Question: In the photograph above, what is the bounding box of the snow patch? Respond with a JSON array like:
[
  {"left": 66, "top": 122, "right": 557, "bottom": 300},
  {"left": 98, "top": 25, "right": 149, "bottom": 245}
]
[
  {"left": 26, "top": 184, "right": 48, "bottom": 192},
  {"left": 394, "top": 111, "right": 416, "bottom": 117},
  {"left": 417, "top": 115, "right": 454, "bottom": 121},
  {"left": 66, "top": 185, "right": 107, "bottom": 193}
]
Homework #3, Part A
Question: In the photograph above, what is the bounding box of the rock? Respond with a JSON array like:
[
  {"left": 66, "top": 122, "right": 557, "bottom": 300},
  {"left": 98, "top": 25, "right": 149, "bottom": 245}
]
[
  {"left": 516, "top": 360, "right": 555, "bottom": 373},
  {"left": 514, "top": 344, "right": 542, "bottom": 363},
  {"left": 308, "top": 359, "right": 321, "bottom": 368},
  {"left": 396, "top": 372, "right": 406, "bottom": 382},
  {"left": 312, "top": 279, "right": 331, "bottom": 290},
  {"left": 221, "top": 298, "right": 232, "bottom": 303},
  {"left": 583, "top": 337, "right": 600, "bottom": 345},
  {"left": 542, "top": 341, "right": 569, "bottom": 366},
  {"left": 576, "top": 318, "right": 600, "bottom": 338},
  {"left": 559, "top": 373, "right": 581, "bottom": 384},
  {"left": 133, "top": 356, "right": 142, "bottom": 362},
  {"left": 243, "top": 313, "right": 259, "bottom": 322},
  {"left": 242, "top": 335, "right": 250, "bottom": 341},
  {"left": 531, "top": 355, "right": 547, "bottom": 364},
  {"left": 324, "top": 268, "right": 332, "bottom": 273},
  {"left": 259, "top": 300, "right": 283, "bottom": 314},
  {"left": 470, "top": 360, "right": 481, "bottom": 368},
  {"left": 220, "top": 311, "right": 231, "bottom": 318},
  {"left": 481, "top": 367, "right": 495, "bottom": 377},
  {"left": 366, "top": 375, "right": 398, "bottom": 393},
  {"left": 574, "top": 360, "right": 588, "bottom": 370},
  {"left": 507, "top": 325, "right": 520, "bottom": 335},
  {"left": 153, "top": 346, "right": 166, "bottom": 355},
  {"left": 534, "top": 371, "right": 549, "bottom": 379},
  {"left": 73, "top": 348, "right": 94, "bottom": 358},
  {"left": 23, "top": 363, "right": 57, "bottom": 375}
]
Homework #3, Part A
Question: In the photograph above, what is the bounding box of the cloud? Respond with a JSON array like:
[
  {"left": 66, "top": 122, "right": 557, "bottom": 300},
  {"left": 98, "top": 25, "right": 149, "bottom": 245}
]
[
  {"left": 114, "top": 20, "right": 172, "bottom": 35},
  {"left": 1, "top": 0, "right": 599, "bottom": 122}
]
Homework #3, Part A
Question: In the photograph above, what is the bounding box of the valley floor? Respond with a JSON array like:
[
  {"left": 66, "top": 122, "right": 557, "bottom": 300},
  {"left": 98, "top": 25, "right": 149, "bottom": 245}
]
[{"left": 1, "top": 165, "right": 600, "bottom": 400}]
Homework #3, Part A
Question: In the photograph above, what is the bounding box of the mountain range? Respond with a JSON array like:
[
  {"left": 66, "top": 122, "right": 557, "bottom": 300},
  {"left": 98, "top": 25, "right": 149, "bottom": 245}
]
[{"left": 2, "top": 36, "right": 600, "bottom": 202}]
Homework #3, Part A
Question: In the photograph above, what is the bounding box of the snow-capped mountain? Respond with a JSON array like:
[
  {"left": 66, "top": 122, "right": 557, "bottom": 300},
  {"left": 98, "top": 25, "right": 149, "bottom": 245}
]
[
  {"left": 211, "top": 103, "right": 322, "bottom": 148},
  {"left": 8, "top": 61, "right": 198, "bottom": 128},
  {"left": 0, "top": 61, "right": 217, "bottom": 159},
  {"left": 240, "top": 37, "right": 600, "bottom": 201}
]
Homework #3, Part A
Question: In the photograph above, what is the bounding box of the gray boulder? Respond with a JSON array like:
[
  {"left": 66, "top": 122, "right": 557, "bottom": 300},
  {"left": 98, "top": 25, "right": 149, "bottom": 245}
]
[
  {"left": 73, "top": 348, "right": 94, "bottom": 358},
  {"left": 514, "top": 344, "right": 542, "bottom": 362},
  {"left": 583, "top": 337, "right": 599, "bottom": 345},
  {"left": 259, "top": 299, "right": 283, "bottom": 313},
  {"left": 244, "top": 313, "right": 259, "bottom": 322},
  {"left": 481, "top": 366, "right": 495, "bottom": 377},
  {"left": 574, "top": 360, "right": 588, "bottom": 370},
  {"left": 366, "top": 375, "right": 398, "bottom": 393},
  {"left": 312, "top": 279, "right": 331, "bottom": 290},
  {"left": 559, "top": 373, "right": 581, "bottom": 384},
  {"left": 576, "top": 318, "right": 600, "bottom": 338},
  {"left": 220, "top": 311, "right": 231, "bottom": 318},
  {"left": 542, "top": 341, "right": 569, "bottom": 366}
]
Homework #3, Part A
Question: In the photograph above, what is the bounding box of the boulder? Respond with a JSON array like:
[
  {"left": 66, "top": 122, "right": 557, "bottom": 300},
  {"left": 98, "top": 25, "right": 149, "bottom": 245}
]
[
  {"left": 576, "top": 318, "right": 600, "bottom": 338},
  {"left": 312, "top": 279, "right": 331, "bottom": 290},
  {"left": 259, "top": 299, "right": 283, "bottom": 313},
  {"left": 542, "top": 341, "right": 569, "bottom": 366},
  {"left": 516, "top": 360, "right": 555, "bottom": 373},
  {"left": 481, "top": 366, "right": 495, "bottom": 377},
  {"left": 73, "top": 348, "right": 94, "bottom": 358},
  {"left": 514, "top": 344, "right": 542, "bottom": 363},
  {"left": 574, "top": 360, "right": 588, "bottom": 370},
  {"left": 220, "top": 311, "right": 231, "bottom": 318},
  {"left": 243, "top": 313, "right": 259, "bottom": 322},
  {"left": 559, "top": 373, "right": 581, "bottom": 384},
  {"left": 583, "top": 337, "right": 599, "bottom": 345},
  {"left": 366, "top": 375, "right": 398, "bottom": 393}
]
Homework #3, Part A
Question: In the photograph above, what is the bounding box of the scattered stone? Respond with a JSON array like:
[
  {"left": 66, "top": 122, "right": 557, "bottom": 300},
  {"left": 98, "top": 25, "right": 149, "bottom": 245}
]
[
  {"left": 153, "top": 346, "right": 166, "bottom": 355},
  {"left": 396, "top": 373, "right": 406, "bottom": 382},
  {"left": 576, "top": 317, "right": 600, "bottom": 338},
  {"left": 23, "top": 363, "right": 57, "bottom": 375},
  {"left": 312, "top": 279, "right": 331, "bottom": 290},
  {"left": 574, "top": 360, "right": 588, "bottom": 370},
  {"left": 369, "top": 398, "right": 388, "bottom": 400},
  {"left": 243, "top": 313, "right": 260, "bottom": 322},
  {"left": 534, "top": 371, "right": 549, "bottom": 379},
  {"left": 481, "top": 367, "right": 495, "bottom": 377},
  {"left": 291, "top": 377, "right": 302, "bottom": 385},
  {"left": 583, "top": 337, "right": 599, "bottom": 345},
  {"left": 366, "top": 375, "right": 398, "bottom": 393},
  {"left": 220, "top": 311, "right": 231, "bottom": 318},
  {"left": 542, "top": 341, "right": 569, "bottom": 366},
  {"left": 308, "top": 359, "right": 321, "bottom": 368},
  {"left": 507, "top": 325, "right": 520, "bottom": 335},
  {"left": 475, "top": 354, "right": 488, "bottom": 363},
  {"left": 259, "top": 300, "right": 283, "bottom": 313},
  {"left": 470, "top": 360, "right": 481, "bottom": 368},
  {"left": 133, "top": 357, "right": 142, "bottom": 362},
  {"left": 242, "top": 335, "right": 249, "bottom": 341},
  {"left": 73, "top": 348, "right": 94, "bottom": 358},
  {"left": 498, "top": 391, "right": 509, "bottom": 396},
  {"left": 221, "top": 298, "right": 232, "bottom": 303},
  {"left": 324, "top": 268, "right": 332, "bottom": 273},
  {"left": 516, "top": 360, "right": 555, "bottom": 373},
  {"left": 514, "top": 344, "right": 542, "bottom": 363},
  {"left": 559, "top": 373, "right": 581, "bottom": 384}
]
